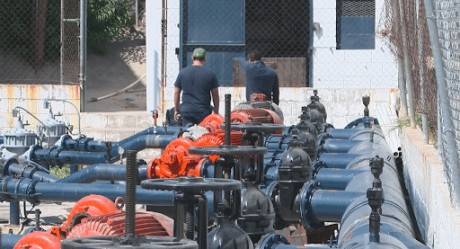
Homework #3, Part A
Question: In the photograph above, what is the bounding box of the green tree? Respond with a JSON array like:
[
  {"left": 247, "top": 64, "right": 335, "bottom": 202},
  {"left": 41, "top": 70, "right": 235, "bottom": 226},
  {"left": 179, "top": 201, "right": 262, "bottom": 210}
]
[{"left": 87, "top": 0, "right": 132, "bottom": 55}]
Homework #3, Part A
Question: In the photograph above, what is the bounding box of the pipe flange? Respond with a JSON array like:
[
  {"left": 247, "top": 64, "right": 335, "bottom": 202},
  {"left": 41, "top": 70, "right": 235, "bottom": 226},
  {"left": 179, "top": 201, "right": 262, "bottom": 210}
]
[
  {"left": 189, "top": 145, "right": 267, "bottom": 156},
  {"left": 220, "top": 122, "right": 285, "bottom": 133},
  {"left": 255, "top": 234, "right": 290, "bottom": 249},
  {"left": 141, "top": 175, "right": 241, "bottom": 193},
  {"left": 317, "top": 133, "right": 332, "bottom": 153},
  {"left": 312, "top": 161, "right": 327, "bottom": 178},
  {"left": 2, "top": 158, "right": 19, "bottom": 176},
  {"left": 344, "top": 117, "right": 364, "bottom": 129},
  {"left": 25, "top": 178, "right": 39, "bottom": 204},
  {"left": 299, "top": 180, "right": 324, "bottom": 230},
  {"left": 1, "top": 176, "right": 14, "bottom": 202}
]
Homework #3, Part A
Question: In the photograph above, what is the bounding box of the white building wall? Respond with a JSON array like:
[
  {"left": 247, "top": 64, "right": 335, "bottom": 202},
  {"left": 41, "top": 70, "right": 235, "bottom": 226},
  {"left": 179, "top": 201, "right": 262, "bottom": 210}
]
[{"left": 312, "top": 0, "right": 397, "bottom": 89}]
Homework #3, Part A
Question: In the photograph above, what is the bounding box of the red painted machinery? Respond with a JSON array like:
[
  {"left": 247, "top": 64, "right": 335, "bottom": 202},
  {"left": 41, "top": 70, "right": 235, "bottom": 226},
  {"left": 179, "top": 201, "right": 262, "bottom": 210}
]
[
  {"left": 146, "top": 107, "right": 282, "bottom": 180},
  {"left": 231, "top": 109, "right": 283, "bottom": 125},
  {"left": 13, "top": 195, "right": 174, "bottom": 249}
]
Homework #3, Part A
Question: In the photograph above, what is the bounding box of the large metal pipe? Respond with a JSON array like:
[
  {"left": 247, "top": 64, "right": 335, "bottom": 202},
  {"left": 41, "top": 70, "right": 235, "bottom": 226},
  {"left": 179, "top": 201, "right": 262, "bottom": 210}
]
[
  {"left": 57, "top": 164, "right": 149, "bottom": 183},
  {"left": 60, "top": 126, "right": 182, "bottom": 152},
  {"left": 314, "top": 168, "right": 366, "bottom": 190},
  {"left": 1, "top": 234, "right": 23, "bottom": 249},
  {"left": 30, "top": 134, "right": 176, "bottom": 166},
  {"left": 3, "top": 159, "right": 59, "bottom": 183},
  {"left": 0, "top": 178, "right": 175, "bottom": 205}
]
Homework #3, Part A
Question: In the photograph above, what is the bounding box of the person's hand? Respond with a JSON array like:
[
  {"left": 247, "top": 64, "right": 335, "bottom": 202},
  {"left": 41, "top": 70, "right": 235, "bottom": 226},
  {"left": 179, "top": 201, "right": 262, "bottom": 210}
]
[{"left": 174, "top": 109, "right": 180, "bottom": 121}]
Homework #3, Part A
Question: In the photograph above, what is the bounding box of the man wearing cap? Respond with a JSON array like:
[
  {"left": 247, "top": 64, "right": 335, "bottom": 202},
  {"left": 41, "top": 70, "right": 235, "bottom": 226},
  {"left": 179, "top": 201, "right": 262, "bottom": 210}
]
[
  {"left": 238, "top": 50, "right": 279, "bottom": 105},
  {"left": 174, "top": 47, "right": 220, "bottom": 125}
]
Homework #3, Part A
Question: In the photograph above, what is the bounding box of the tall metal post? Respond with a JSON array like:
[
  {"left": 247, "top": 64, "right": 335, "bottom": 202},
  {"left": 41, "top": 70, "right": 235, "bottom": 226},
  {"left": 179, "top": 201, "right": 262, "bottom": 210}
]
[
  {"left": 60, "top": 0, "right": 64, "bottom": 85},
  {"left": 397, "top": 0, "right": 416, "bottom": 128},
  {"left": 417, "top": 0, "right": 429, "bottom": 143},
  {"left": 398, "top": 56, "right": 408, "bottom": 116},
  {"left": 135, "top": 0, "right": 139, "bottom": 26},
  {"left": 79, "top": 0, "right": 87, "bottom": 112},
  {"left": 424, "top": 0, "right": 460, "bottom": 207},
  {"left": 9, "top": 202, "right": 19, "bottom": 225}
]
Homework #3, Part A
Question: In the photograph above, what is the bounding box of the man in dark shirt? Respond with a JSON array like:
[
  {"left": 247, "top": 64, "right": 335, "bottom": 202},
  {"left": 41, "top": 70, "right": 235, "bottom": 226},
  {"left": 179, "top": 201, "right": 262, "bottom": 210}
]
[
  {"left": 174, "top": 48, "right": 220, "bottom": 125},
  {"left": 238, "top": 50, "right": 279, "bottom": 105}
]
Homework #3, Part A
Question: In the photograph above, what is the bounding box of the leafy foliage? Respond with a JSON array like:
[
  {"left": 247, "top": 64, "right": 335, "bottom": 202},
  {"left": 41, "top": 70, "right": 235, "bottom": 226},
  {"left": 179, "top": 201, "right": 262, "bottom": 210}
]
[{"left": 87, "top": 0, "right": 132, "bottom": 55}]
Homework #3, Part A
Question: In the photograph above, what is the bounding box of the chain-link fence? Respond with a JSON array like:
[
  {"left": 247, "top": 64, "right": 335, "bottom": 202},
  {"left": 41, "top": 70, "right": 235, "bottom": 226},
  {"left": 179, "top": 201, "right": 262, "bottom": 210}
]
[
  {"left": 382, "top": 0, "right": 460, "bottom": 206},
  {"left": 0, "top": 0, "right": 143, "bottom": 86},
  {"left": 0, "top": 0, "right": 64, "bottom": 84}
]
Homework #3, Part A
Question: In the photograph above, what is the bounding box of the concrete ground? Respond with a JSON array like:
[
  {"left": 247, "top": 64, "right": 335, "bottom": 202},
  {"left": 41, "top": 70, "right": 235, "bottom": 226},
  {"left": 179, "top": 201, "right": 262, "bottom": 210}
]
[{"left": 85, "top": 28, "right": 147, "bottom": 113}]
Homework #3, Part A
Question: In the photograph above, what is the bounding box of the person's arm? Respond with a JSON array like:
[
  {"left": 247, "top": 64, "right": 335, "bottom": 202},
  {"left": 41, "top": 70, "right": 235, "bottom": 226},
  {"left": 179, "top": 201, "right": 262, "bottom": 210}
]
[
  {"left": 238, "top": 57, "right": 252, "bottom": 71},
  {"left": 211, "top": 87, "right": 219, "bottom": 114},
  {"left": 272, "top": 75, "right": 280, "bottom": 105},
  {"left": 174, "top": 87, "right": 182, "bottom": 121}
]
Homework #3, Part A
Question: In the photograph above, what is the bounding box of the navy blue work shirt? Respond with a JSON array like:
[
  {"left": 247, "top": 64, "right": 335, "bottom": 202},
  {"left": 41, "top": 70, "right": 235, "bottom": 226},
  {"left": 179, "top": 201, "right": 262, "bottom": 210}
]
[
  {"left": 174, "top": 65, "right": 219, "bottom": 119},
  {"left": 238, "top": 57, "right": 280, "bottom": 105}
]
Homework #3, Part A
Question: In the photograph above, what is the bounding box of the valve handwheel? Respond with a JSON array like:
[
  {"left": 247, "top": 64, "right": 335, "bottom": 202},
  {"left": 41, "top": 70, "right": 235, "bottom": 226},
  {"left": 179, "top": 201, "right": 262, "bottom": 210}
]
[
  {"left": 141, "top": 175, "right": 241, "bottom": 193},
  {"left": 188, "top": 144, "right": 267, "bottom": 156}
]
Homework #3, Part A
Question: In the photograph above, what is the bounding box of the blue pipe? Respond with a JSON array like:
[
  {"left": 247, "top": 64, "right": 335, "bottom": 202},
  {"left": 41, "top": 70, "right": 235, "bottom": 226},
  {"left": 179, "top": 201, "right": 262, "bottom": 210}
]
[
  {"left": 57, "top": 164, "right": 149, "bottom": 183},
  {"left": 315, "top": 168, "right": 366, "bottom": 190},
  {"left": 0, "top": 177, "right": 175, "bottom": 205},
  {"left": 310, "top": 189, "right": 363, "bottom": 222},
  {"left": 336, "top": 196, "right": 428, "bottom": 249},
  {"left": 2, "top": 159, "right": 59, "bottom": 183},
  {"left": 30, "top": 134, "right": 176, "bottom": 166},
  {"left": 60, "top": 126, "right": 182, "bottom": 152},
  {"left": 319, "top": 139, "right": 361, "bottom": 153},
  {"left": 1, "top": 233, "right": 23, "bottom": 249},
  {"left": 316, "top": 153, "right": 362, "bottom": 168},
  {"left": 32, "top": 149, "right": 108, "bottom": 165},
  {"left": 108, "top": 134, "right": 176, "bottom": 160}
]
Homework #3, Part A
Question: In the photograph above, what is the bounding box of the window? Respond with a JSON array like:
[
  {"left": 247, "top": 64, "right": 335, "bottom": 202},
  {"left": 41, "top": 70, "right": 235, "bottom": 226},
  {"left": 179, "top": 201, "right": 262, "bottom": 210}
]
[{"left": 337, "top": 0, "right": 375, "bottom": 49}]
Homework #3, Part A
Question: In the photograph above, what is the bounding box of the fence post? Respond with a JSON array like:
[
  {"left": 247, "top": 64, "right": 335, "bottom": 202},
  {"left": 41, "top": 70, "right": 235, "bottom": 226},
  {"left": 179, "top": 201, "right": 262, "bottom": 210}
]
[
  {"left": 397, "top": 0, "right": 416, "bottom": 128},
  {"left": 424, "top": 0, "right": 460, "bottom": 207},
  {"left": 79, "top": 0, "right": 87, "bottom": 112},
  {"left": 416, "top": 0, "right": 429, "bottom": 144},
  {"left": 397, "top": 56, "right": 408, "bottom": 116}
]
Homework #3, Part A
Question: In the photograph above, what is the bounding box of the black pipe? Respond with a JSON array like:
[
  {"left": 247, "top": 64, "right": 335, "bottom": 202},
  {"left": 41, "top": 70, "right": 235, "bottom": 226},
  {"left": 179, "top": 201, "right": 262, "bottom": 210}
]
[
  {"left": 225, "top": 94, "right": 231, "bottom": 146},
  {"left": 56, "top": 164, "right": 148, "bottom": 183},
  {"left": 108, "top": 134, "right": 176, "bottom": 161},
  {"left": 3, "top": 159, "right": 59, "bottom": 183},
  {"left": 31, "top": 134, "right": 175, "bottom": 166},
  {"left": 0, "top": 178, "right": 175, "bottom": 205},
  {"left": 60, "top": 127, "right": 182, "bottom": 152},
  {"left": 1, "top": 234, "right": 22, "bottom": 249}
]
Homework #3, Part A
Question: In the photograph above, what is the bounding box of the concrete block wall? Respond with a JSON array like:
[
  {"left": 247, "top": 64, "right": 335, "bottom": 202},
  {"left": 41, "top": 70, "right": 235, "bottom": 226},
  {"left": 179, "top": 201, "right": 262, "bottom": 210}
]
[
  {"left": 0, "top": 85, "right": 80, "bottom": 133},
  {"left": 163, "top": 87, "right": 399, "bottom": 130},
  {"left": 80, "top": 112, "right": 161, "bottom": 160},
  {"left": 401, "top": 127, "right": 460, "bottom": 248}
]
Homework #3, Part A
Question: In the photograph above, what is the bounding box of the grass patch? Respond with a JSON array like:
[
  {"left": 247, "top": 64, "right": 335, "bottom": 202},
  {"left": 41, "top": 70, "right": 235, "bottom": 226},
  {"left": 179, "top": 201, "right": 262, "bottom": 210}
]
[{"left": 50, "top": 165, "right": 72, "bottom": 179}]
